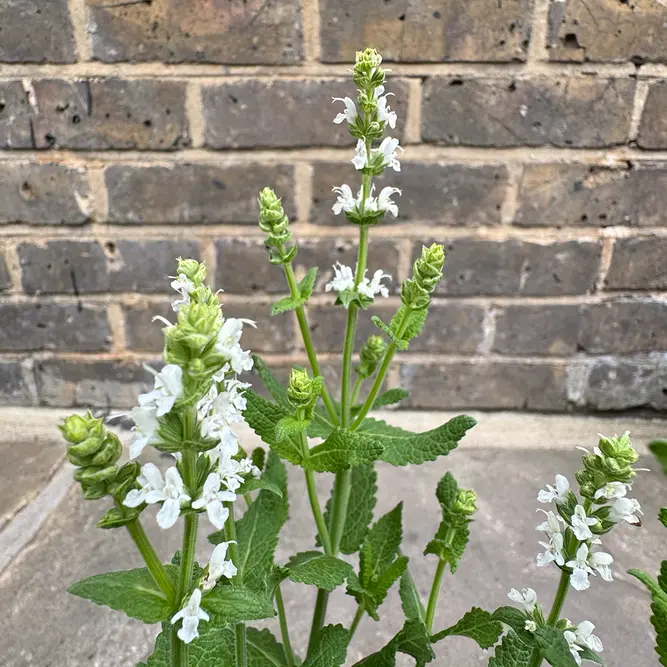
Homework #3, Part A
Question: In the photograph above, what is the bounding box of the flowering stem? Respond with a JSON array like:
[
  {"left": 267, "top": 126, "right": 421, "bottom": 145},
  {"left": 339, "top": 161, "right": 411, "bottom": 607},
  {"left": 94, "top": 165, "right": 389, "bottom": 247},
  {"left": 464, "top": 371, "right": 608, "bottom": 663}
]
[
  {"left": 275, "top": 586, "right": 296, "bottom": 667},
  {"left": 224, "top": 503, "right": 248, "bottom": 667},
  {"left": 351, "top": 375, "right": 363, "bottom": 407},
  {"left": 425, "top": 559, "right": 447, "bottom": 633},
  {"left": 349, "top": 603, "right": 365, "bottom": 640}
]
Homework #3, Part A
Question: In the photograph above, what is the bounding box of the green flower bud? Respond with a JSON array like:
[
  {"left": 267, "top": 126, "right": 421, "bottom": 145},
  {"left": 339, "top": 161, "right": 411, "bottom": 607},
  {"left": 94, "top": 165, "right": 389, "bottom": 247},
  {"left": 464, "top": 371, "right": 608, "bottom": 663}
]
[
  {"left": 355, "top": 47, "right": 383, "bottom": 71},
  {"left": 176, "top": 257, "right": 207, "bottom": 285},
  {"left": 355, "top": 335, "right": 388, "bottom": 379},
  {"left": 166, "top": 302, "right": 222, "bottom": 351},
  {"left": 258, "top": 187, "right": 296, "bottom": 264},
  {"left": 455, "top": 488, "right": 478, "bottom": 516},
  {"left": 74, "top": 465, "right": 118, "bottom": 486},
  {"left": 598, "top": 431, "right": 639, "bottom": 467},
  {"left": 401, "top": 243, "right": 446, "bottom": 309},
  {"left": 59, "top": 411, "right": 104, "bottom": 444},
  {"left": 89, "top": 432, "right": 123, "bottom": 467},
  {"left": 287, "top": 368, "right": 316, "bottom": 408},
  {"left": 82, "top": 482, "right": 109, "bottom": 501}
]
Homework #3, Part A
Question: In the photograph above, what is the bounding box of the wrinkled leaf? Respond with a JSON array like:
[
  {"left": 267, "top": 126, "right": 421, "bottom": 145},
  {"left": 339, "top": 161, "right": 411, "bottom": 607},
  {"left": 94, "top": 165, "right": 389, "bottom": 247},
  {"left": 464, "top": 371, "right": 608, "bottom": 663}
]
[
  {"left": 302, "top": 624, "right": 349, "bottom": 667},
  {"left": 489, "top": 631, "right": 534, "bottom": 667},
  {"left": 285, "top": 551, "right": 354, "bottom": 592},
  {"left": 203, "top": 586, "right": 275, "bottom": 626},
  {"left": 399, "top": 568, "right": 426, "bottom": 624},
  {"left": 306, "top": 428, "right": 384, "bottom": 472},
  {"left": 534, "top": 626, "right": 579, "bottom": 667},
  {"left": 431, "top": 607, "right": 502, "bottom": 649}
]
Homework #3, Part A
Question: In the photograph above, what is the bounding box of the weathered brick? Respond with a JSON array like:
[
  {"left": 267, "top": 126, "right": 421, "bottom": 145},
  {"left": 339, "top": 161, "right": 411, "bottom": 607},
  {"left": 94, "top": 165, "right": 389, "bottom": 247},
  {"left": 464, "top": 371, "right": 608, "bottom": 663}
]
[
  {"left": 418, "top": 238, "right": 601, "bottom": 296},
  {"left": 87, "top": 0, "right": 303, "bottom": 64},
  {"left": 106, "top": 164, "right": 294, "bottom": 224},
  {"left": 0, "top": 253, "right": 11, "bottom": 291},
  {"left": 35, "top": 359, "right": 155, "bottom": 408},
  {"left": 0, "top": 303, "right": 110, "bottom": 352},
  {"left": 638, "top": 82, "right": 667, "bottom": 149},
  {"left": 410, "top": 303, "right": 486, "bottom": 353},
  {"left": 124, "top": 300, "right": 295, "bottom": 354},
  {"left": 548, "top": 0, "right": 667, "bottom": 63},
  {"left": 311, "top": 162, "right": 508, "bottom": 225},
  {"left": 216, "top": 238, "right": 401, "bottom": 294},
  {"left": 422, "top": 77, "right": 635, "bottom": 147},
  {"left": 493, "top": 305, "right": 582, "bottom": 356},
  {"left": 514, "top": 163, "right": 667, "bottom": 227},
  {"left": 0, "top": 163, "right": 89, "bottom": 225},
  {"left": 568, "top": 354, "right": 667, "bottom": 411},
  {"left": 606, "top": 237, "right": 667, "bottom": 290},
  {"left": 18, "top": 240, "right": 200, "bottom": 294},
  {"left": 203, "top": 79, "right": 408, "bottom": 149},
  {"left": 0, "top": 79, "right": 189, "bottom": 150},
  {"left": 0, "top": 361, "right": 34, "bottom": 406},
  {"left": 0, "top": 1, "right": 75, "bottom": 63},
  {"left": 320, "top": 0, "right": 532, "bottom": 63},
  {"left": 401, "top": 361, "right": 567, "bottom": 410},
  {"left": 579, "top": 300, "right": 667, "bottom": 354}
]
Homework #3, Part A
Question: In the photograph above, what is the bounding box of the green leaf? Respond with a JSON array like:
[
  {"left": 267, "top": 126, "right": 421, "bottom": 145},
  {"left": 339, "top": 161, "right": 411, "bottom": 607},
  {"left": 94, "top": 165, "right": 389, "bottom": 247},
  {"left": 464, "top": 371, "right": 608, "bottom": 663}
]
[
  {"left": 285, "top": 551, "right": 354, "bottom": 592},
  {"left": 299, "top": 267, "right": 318, "bottom": 301},
  {"left": 390, "top": 305, "right": 428, "bottom": 343},
  {"left": 365, "top": 503, "right": 403, "bottom": 579},
  {"left": 307, "top": 406, "right": 337, "bottom": 439},
  {"left": 68, "top": 566, "right": 176, "bottom": 624},
  {"left": 366, "top": 388, "right": 410, "bottom": 411},
  {"left": 534, "top": 627, "right": 579, "bottom": 667},
  {"left": 247, "top": 627, "right": 289, "bottom": 667},
  {"left": 252, "top": 355, "right": 290, "bottom": 408},
  {"left": 352, "top": 644, "right": 397, "bottom": 666},
  {"left": 371, "top": 315, "right": 409, "bottom": 351},
  {"left": 238, "top": 476, "right": 283, "bottom": 498},
  {"left": 489, "top": 631, "right": 534, "bottom": 667},
  {"left": 629, "top": 568, "right": 667, "bottom": 666},
  {"left": 431, "top": 607, "right": 502, "bottom": 649},
  {"left": 271, "top": 295, "right": 302, "bottom": 316},
  {"left": 399, "top": 567, "right": 426, "bottom": 623},
  {"left": 491, "top": 606, "right": 537, "bottom": 646},
  {"left": 578, "top": 647, "right": 605, "bottom": 665},
  {"left": 275, "top": 416, "right": 309, "bottom": 442},
  {"left": 660, "top": 508, "right": 667, "bottom": 529},
  {"left": 372, "top": 555, "right": 408, "bottom": 606},
  {"left": 305, "top": 428, "right": 384, "bottom": 472},
  {"left": 204, "top": 586, "right": 275, "bottom": 626},
  {"left": 302, "top": 624, "right": 349, "bottom": 667},
  {"left": 357, "top": 414, "right": 476, "bottom": 466},
  {"left": 244, "top": 390, "right": 303, "bottom": 465},
  {"left": 395, "top": 619, "right": 435, "bottom": 666},
  {"left": 649, "top": 440, "right": 667, "bottom": 476}
]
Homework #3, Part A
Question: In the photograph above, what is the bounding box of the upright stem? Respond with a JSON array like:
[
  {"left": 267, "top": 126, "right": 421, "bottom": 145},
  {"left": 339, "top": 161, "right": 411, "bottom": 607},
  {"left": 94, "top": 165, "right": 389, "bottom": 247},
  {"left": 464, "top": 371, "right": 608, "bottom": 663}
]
[
  {"left": 425, "top": 559, "right": 446, "bottom": 633},
  {"left": 308, "top": 591, "right": 329, "bottom": 655},
  {"left": 351, "top": 375, "right": 363, "bottom": 407},
  {"left": 275, "top": 586, "right": 296, "bottom": 667},
  {"left": 224, "top": 504, "right": 248, "bottom": 667},
  {"left": 235, "top": 623, "right": 247, "bottom": 667},
  {"left": 349, "top": 604, "right": 365, "bottom": 640}
]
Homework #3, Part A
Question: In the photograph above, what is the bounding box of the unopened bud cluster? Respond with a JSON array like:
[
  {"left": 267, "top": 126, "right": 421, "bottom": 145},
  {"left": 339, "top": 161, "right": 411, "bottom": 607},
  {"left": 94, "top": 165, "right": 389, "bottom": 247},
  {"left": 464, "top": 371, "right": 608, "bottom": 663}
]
[
  {"left": 401, "top": 243, "right": 446, "bottom": 310},
  {"left": 355, "top": 335, "right": 388, "bottom": 379},
  {"left": 258, "top": 187, "right": 297, "bottom": 265}
]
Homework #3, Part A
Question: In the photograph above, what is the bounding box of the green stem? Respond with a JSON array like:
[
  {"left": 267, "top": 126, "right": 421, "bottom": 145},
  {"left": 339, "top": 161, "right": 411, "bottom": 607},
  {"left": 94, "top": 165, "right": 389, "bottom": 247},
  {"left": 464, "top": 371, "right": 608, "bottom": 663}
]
[
  {"left": 235, "top": 623, "right": 247, "bottom": 667},
  {"left": 224, "top": 504, "right": 247, "bottom": 667},
  {"left": 275, "top": 586, "right": 296, "bottom": 667},
  {"left": 349, "top": 604, "right": 365, "bottom": 640},
  {"left": 351, "top": 375, "right": 363, "bottom": 407},
  {"left": 425, "top": 559, "right": 447, "bottom": 633},
  {"left": 308, "top": 590, "right": 329, "bottom": 655}
]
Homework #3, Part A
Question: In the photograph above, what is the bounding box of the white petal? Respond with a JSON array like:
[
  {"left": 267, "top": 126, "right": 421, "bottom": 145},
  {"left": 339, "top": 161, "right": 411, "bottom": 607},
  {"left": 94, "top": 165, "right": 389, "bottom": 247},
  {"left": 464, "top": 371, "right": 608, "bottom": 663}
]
[
  {"left": 203, "top": 472, "right": 221, "bottom": 496},
  {"left": 142, "top": 463, "right": 165, "bottom": 489},
  {"left": 165, "top": 467, "right": 185, "bottom": 495},
  {"left": 570, "top": 568, "right": 590, "bottom": 591},
  {"left": 207, "top": 499, "right": 230, "bottom": 530},
  {"left": 178, "top": 616, "right": 200, "bottom": 644},
  {"left": 157, "top": 498, "right": 181, "bottom": 529},
  {"left": 123, "top": 489, "right": 145, "bottom": 508}
]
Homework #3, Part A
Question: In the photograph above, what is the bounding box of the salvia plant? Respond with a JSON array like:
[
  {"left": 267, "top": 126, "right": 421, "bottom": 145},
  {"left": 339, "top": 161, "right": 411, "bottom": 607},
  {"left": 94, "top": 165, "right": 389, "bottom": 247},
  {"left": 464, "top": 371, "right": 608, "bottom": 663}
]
[{"left": 61, "top": 48, "right": 649, "bottom": 667}]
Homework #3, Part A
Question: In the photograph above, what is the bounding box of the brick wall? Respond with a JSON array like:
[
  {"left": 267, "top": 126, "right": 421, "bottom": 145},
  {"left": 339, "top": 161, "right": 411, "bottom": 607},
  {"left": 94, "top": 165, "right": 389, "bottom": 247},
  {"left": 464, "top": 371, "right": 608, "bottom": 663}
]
[{"left": 0, "top": 0, "right": 666, "bottom": 413}]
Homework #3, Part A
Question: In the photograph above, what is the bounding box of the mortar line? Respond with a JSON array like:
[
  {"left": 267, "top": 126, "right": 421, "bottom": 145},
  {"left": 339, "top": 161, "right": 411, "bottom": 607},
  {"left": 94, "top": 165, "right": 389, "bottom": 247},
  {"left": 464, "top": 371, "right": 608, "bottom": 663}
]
[
  {"left": 185, "top": 81, "right": 206, "bottom": 148},
  {"left": 404, "top": 77, "right": 423, "bottom": 145},
  {"left": 106, "top": 302, "right": 127, "bottom": 352},
  {"left": 86, "top": 164, "right": 109, "bottom": 223},
  {"left": 301, "top": 0, "right": 322, "bottom": 63},
  {"left": 294, "top": 162, "right": 314, "bottom": 224},
  {"left": 67, "top": 0, "right": 93, "bottom": 61},
  {"left": 526, "top": 0, "right": 552, "bottom": 64},
  {"left": 595, "top": 237, "right": 616, "bottom": 293},
  {"left": 200, "top": 237, "right": 218, "bottom": 290},
  {"left": 0, "top": 240, "right": 22, "bottom": 294},
  {"left": 478, "top": 304, "right": 497, "bottom": 356},
  {"left": 629, "top": 80, "right": 650, "bottom": 142},
  {"left": 500, "top": 162, "right": 523, "bottom": 225},
  {"left": 20, "top": 357, "right": 40, "bottom": 406}
]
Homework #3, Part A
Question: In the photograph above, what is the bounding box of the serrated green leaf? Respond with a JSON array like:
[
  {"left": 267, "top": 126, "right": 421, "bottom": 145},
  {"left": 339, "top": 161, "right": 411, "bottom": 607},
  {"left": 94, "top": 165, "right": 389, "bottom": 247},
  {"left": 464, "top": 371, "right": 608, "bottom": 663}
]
[
  {"left": 535, "top": 626, "right": 580, "bottom": 667},
  {"left": 366, "top": 388, "right": 410, "bottom": 411},
  {"left": 365, "top": 503, "right": 403, "bottom": 579},
  {"left": 68, "top": 566, "right": 176, "bottom": 624},
  {"left": 299, "top": 267, "right": 318, "bottom": 301},
  {"left": 204, "top": 586, "right": 275, "bottom": 626},
  {"left": 490, "top": 631, "right": 534, "bottom": 667},
  {"left": 649, "top": 440, "right": 667, "bottom": 476},
  {"left": 371, "top": 315, "right": 409, "bottom": 350},
  {"left": 372, "top": 555, "right": 408, "bottom": 606},
  {"left": 390, "top": 305, "right": 428, "bottom": 343},
  {"left": 238, "top": 476, "right": 283, "bottom": 498},
  {"left": 272, "top": 295, "right": 303, "bottom": 316},
  {"left": 431, "top": 607, "right": 502, "bottom": 649},
  {"left": 578, "top": 647, "right": 605, "bottom": 665},
  {"left": 660, "top": 508, "right": 667, "bottom": 529},
  {"left": 352, "top": 644, "right": 397, "bottom": 666},
  {"left": 659, "top": 560, "right": 667, "bottom": 594},
  {"left": 399, "top": 567, "right": 426, "bottom": 623},
  {"left": 303, "top": 624, "right": 349, "bottom": 667},
  {"left": 244, "top": 390, "right": 303, "bottom": 464},
  {"left": 424, "top": 524, "right": 469, "bottom": 572},
  {"left": 308, "top": 406, "right": 337, "bottom": 439},
  {"left": 285, "top": 551, "right": 354, "bottom": 592},
  {"left": 305, "top": 428, "right": 384, "bottom": 472},
  {"left": 357, "top": 414, "right": 476, "bottom": 466},
  {"left": 630, "top": 568, "right": 667, "bottom": 666},
  {"left": 275, "top": 416, "right": 309, "bottom": 442},
  {"left": 395, "top": 619, "right": 435, "bottom": 666},
  {"left": 252, "top": 356, "right": 290, "bottom": 408},
  {"left": 491, "top": 606, "right": 537, "bottom": 646}
]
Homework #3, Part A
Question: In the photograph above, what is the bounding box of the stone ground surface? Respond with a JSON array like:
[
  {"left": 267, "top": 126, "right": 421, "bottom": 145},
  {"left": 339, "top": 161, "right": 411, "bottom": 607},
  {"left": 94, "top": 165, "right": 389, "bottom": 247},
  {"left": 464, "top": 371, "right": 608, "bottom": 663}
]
[{"left": 0, "top": 408, "right": 665, "bottom": 667}]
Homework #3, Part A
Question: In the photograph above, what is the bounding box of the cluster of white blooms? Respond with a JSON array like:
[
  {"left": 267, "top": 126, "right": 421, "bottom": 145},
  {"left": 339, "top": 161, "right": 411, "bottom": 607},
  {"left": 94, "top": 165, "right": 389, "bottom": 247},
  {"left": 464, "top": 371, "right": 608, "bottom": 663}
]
[
  {"left": 351, "top": 136, "right": 402, "bottom": 172},
  {"left": 332, "top": 85, "right": 397, "bottom": 130},
  {"left": 325, "top": 262, "right": 391, "bottom": 300},
  {"left": 332, "top": 183, "right": 402, "bottom": 219}
]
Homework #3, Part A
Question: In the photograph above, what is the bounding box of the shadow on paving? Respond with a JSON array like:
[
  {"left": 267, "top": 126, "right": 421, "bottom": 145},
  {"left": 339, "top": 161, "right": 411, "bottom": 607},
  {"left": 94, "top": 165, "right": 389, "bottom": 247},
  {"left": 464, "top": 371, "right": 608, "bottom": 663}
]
[{"left": 0, "top": 447, "right": 663, "bottom": 667}]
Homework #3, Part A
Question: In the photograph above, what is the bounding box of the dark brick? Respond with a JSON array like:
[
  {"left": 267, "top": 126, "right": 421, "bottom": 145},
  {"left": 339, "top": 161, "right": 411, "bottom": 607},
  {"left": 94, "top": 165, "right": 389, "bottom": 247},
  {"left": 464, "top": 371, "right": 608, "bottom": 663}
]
[
  {"left": 422, "top": 77, "right": 635, "bottom": 147},
  {"left": 216, "top": 238, "right": 401, "bottom": 294},
  {"left": 401, "top": 361, "right": 567, "bottom": 410},
  {"left": 0, "top": 253, "right": 11, "bottom": 291},
  {"left": 515, "top": 163, "right": 667, "bottom": 227},
  {"left": 124, "top": 300, "right": 295, "bottom": 354},
  {"left": 580, "top": 300, "right": 667, "bottom": 354},
  {"left": 13, "top": 79, "right": 188, "bottom": 150},
  {"left": 638, "top": 82, "right": 667, "bottom": 149},
  {"left": 0, "top": 303, "right": 110, "bottom": 352},
  {"left": 106, "top": 164, "right": 294, "bottom": 224},
  {"left": 0, "top": 163, "right": 89, "bottom": 225},
  {"left": 419, "top": 238, "right": 601, "bottom": 296},
  {"left": 0, "top": 361, "right": 34, "bottom": 406},
  {"left": 493, "top": 305, "right": 581, "bottom": 356},
  {"left": 35, "top": 359, "right": 155, "bottom": 408},
  {"left": 606, "top": 237, "right": 667, "bottom": 290},
  {"left": 87, "top": 0, "right": 303, "bottom": 64},
  {"left": 203, "top": 79, "right": 408, "bottom": 149},
  {"left": 410, "top": 303, "right": 486, "bottom": 353},
  {"left": 17, "top": 240, "right": 200, "bottom": 294},
  {"left": 320, "top": 0, "right": 532, "bottom": 63},
  {"left": 548, "top": 0, "right": 667, "bottom": 63},
  {"left": 568, "top": 354, "right": 667, "bottom": 411},
  {"left": 311, "top": 162, "right": 508, "bottom": 225},
  {"left": 0, "top": 1, "right": 75, "bottom": 63}
]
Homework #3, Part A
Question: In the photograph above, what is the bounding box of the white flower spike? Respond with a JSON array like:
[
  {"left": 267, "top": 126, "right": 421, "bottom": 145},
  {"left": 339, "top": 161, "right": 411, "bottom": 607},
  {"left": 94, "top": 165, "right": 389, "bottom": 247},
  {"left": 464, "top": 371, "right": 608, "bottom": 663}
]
[
  {"left": 332, "top": 184, "right": 357, "bottom": 215},
  {"left": 171, "top": 589, "right": 209, "bottom": 644},
  {"left": 567, "top": 543, "right": 594, "bottom": 591},
  {"left": 156, "top": 467, "right": 191, "bottom": 530},
  {"left": 191, "top": 472, "right": 236, "bottom": 529},
  {"left": 538, "top": 474, "right": 570, "bottom": 505},
  {"left": 588, "top": 549, "right": 614, "bottom": 582},
  {"left": 375, "top": 86, "right": 397, "bottom": 129},
  {"left": 536, "top": 511, "right": 565, "bottom": 567},
  {"left": 332, "top": 96, "right": 358, "bottom": 125},
  {"left": 564, "top": 621, "right": 603, "bottom": 666},
  {"left": 508, "top": 587, "right": 538, "bottom": 613},
  {"left": 170, "top": 273, "right": 195, "bottom": 312},
  {"left": 141, "top": 364, "right": 184, "bottom": 417},
  {"left": 352, "top": 139, "right": 368, "bottom": 170},
  {"left": 325, "top": 262, "right": 356, "bottom": 293},
  {"left": 201, "top": 541, "right": 238, "bottom": 591},
  {"left": 215, "top": 318, "right": 255, "bottom": 375}
]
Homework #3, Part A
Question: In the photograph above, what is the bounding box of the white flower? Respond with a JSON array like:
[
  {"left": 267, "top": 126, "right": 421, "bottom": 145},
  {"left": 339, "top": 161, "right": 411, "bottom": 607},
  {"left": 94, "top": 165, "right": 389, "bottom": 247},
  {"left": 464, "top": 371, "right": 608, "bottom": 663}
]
[
  {"left": 202, "top": 541, "right": 238, "bottom": 591},
  {"left": 215, "top": 318, "right": 255, "bottom": 374},
  {"left": 508, "top": 588, "right": 538, "bottom": 613},
  {"left": 525, "top": 620, "right": 537, "bottom": 633},
  {"left": 536, "top": 511, "right": 565, "bottom": 567},
  {"left": 170, "top": 273, "right": 195, "bottom": 312},
  {"left": 171, "top": 589, "right": 209, "bottom": 644},
  {"left": 141, "top": 364, "right": 184, "bottom": 417},
  {"left": 564, "top": 621, "right": 603, "bottom": 665},
  {"left": 564, "top": 629, "right": 584, "bottom": 666},
  {"left": 588, "top": 548, "right": 614, "bottom": 582},
  {"left": 594, "top": 481, "right": 628, "bottom": 501},
  {"left": 375, "top": 86, "right": 397, "bottom": 129},
  {"left": 325, "top": 262, "right": 356, "bottom": 293},
  {"left": 376, "top": 186, "right": 401, "bottom": 217},
  {"left": 123, "top": 463, "right": 167, "bottom": 507},
  {"left": 198, "top": 381, "right": 249, "bottom": 458},
  {"left": 538, "top": 474, "right": 570, "bottom": 505},
  {"left": 332, "top": 184, "right": 356, "bottom": 215},
  {"left": 217, "top": 453, "right": 260, "bottom": 492},
  {"left": 128, "top": 405, "right": 160, "bottom": 459},
  {"left": 358, "top": 269, "right": 391, "bottom": 299},
  {"left": 376, "top": 136, "right": 402, "bottom": 171},
  {"left": 332, "top": 96, "right": 358, "bottom": 125},
  {"left": 352, "top": 139, "right": 368, "bottom": 170},
  {"left": 192, "top": 472, "right": 236, "bottom": 529},
  {"left": 571, "top": 505, "right": 597, "bottom": 540},
  {"left": 567, "top": 543, "right": 613, "bottom": 591},
  {"left": 608, "top": 497, "right": 642, "bottom": 524},
  {"left": 156, "top": 467, "right": 191, "bottom": 529}
]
